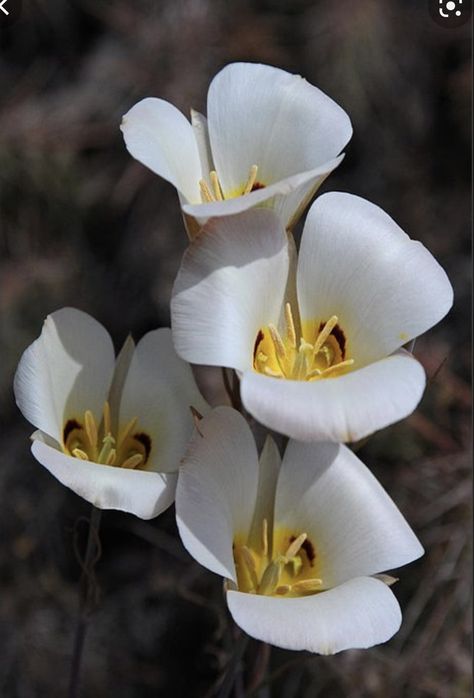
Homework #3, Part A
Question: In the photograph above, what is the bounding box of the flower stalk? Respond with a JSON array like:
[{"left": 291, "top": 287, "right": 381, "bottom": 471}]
[{"left": 68, "top": 505, "right": 102, "bottom": 698}]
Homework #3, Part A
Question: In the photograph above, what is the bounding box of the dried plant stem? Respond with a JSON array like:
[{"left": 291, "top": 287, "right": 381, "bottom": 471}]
[
  {"left": 217, "top": 632, "right": 249, "bottom": 698},
  {"left": 68, "top": 505, "right": 102, "bottom": 698}
]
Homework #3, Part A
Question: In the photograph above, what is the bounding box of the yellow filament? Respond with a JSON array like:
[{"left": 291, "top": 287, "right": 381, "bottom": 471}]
[{"left": 262, "top": 518, "right": 268, "bottom": 557}]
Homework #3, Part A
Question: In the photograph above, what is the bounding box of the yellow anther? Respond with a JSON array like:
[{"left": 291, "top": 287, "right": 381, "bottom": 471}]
[
  {"left": 118, "top": 417, "right": 138, "bottom": 447},
  {"left": 268, "top": 324, "right": 287, "bottom": 361},
  {"left": 121, "top": 453, "right": 144, "bottom": 470},
  {"left": 84, "top": 410, "right": 98, "bottom": 451},
  {"left": 313, "top": 316, "right": 338, "bottom": 357},
  {"left": 72, "top": 448, "right": 89, "bottom": 460},
  {"left": 243, "top": 164, "right": 258, "bottom": 195},
  {"left": 103, "top": 400, "right": 111, "bottom": 436},
  {"left": 262, "top": 518, "right": 268, "bottom": 557},
  {"left": 199, "top": 179, "right": 215, "bottom": 203},
  {"left": 319, "top": 359, "right": 354, "bottom": 377},
  {"left": 275, "top": 585, "right": 291, "bottom": 595},
  {"left": 209, "top": 170, "right": 223, "bottom": 201},
  {"left": 285, "top": 532, "right": 307, "bottom": 559},
  {"left": 257, "top": 351, "right": 268, "bottom": 363},
  {"left": 285, "top": 303, "right": 297, "bottom": 348},
  {"left": 291, "top": 578, "right": 323, "bottom": 594}
]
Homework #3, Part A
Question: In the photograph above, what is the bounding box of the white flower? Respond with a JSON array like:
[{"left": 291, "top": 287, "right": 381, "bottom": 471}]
[
  {"left": 171, "top": 192, "right": 453, "bottom": 442},
  {"left": 14, "top": 308, "right": 208, "bottom": 519},
  {"left": 176, "top": 407, "right": 423, "bottom": 654},
  {"left": 121, "top": 62, "right": 352, "bottom": 235}
]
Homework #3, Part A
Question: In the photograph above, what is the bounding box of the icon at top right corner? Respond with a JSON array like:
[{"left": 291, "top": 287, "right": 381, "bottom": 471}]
[{"left": 429, "top": 0, "right": 472, "bottom": 27}]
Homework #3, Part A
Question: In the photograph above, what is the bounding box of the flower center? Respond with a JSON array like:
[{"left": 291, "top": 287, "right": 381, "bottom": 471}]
[
  {"left": 62, "top": 402, "right": 152, "bottom": 470},
  {"left": 233, "top": 521, "right": 323, "bottom": 598},
  {"left": 199, "top": 164, "right": 265, "bottom": 203},
  {"left": 253, "top": 303, "right": 354, "bottom": 381}
]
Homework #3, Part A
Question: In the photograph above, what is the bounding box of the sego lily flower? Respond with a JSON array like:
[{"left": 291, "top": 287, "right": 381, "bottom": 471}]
[
  {"left": 14, "top": 308, "right": 207, "bottom": 519},
  {"left": 121, "top": 62, "right": 352, "bottom": 236},
  {"left": 176, "top": 407, "right": 424, "bottom": 654},
  {"left": 171, "top": 193, "right": 453, "bottom": 442}
]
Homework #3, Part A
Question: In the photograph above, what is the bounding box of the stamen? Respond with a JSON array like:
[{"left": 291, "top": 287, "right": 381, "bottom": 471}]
[
  {"left": 319, "top": 359, "right": 354, "bottom": 377},
  {"left": 209, "top": 170, "right": 223, "bottom": 201},
  {"left": 240, "top": 546, "right": 259, "bottom": 590},
  {"left": 285, "top": 303, "right": 297, "bottom": 349},
  {"left": 121, "top": 453, "right": 144, "bottom": 470},
  {"left": 262, "top": 518, "right": 268, "bottom": 557},
  {"left": 313, "top": 316, "right": 338, "bottom": 357},
  {"left": 103, "top": 400, "right": 111, "bottom": 436},
  {"left": 243, "top": 165, "right": 258, "bottom": 195},
  {"left": 118, "top": 416, "right": 138, "bottom": 447},
  {"left": 257, "top": 351, "right": 268, "bottom": 363},
  {"left": 199, "top": 179, "right": 215, "bottom": 203},
  {"left": 84, "top": 410, "right": 98, "bottom": 451},
  {"left": 72, "top": 448, "right": 89, "bottom": 460},
  {"left": 268, "top": 324, "right": 287, "bottom": 361},
  {"left": 291, "top": 578, "right": 323, "bottom": 593},
  {"left": 284, "top": 532, "right": 307, "bottom": 559}
]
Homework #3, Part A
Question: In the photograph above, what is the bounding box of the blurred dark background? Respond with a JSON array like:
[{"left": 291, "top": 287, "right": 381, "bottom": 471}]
[{"left": 0, "top": 1, "right": 471, "bottom": 696}]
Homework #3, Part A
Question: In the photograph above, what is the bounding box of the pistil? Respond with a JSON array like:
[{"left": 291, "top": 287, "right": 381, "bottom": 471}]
[{"left": 254, "top": 303, "right": 354, "bottom": 381}]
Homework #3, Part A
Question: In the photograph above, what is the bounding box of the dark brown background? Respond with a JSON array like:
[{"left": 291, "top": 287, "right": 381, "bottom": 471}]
[{"left": 0, "top": 1, "right": 471, "bottom": 696}]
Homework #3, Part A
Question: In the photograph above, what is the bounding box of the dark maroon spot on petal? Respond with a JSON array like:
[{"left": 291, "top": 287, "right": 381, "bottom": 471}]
[
  {"left": 134, "top": 432, "right": 152, "bottom": 462},
  {"left": 319, "top": 321, "right": 346, "bottom": 360},
  {"left": 63, "top": 419, "right": 82, "bottom": 443},
  {"left": 251, "top": 182, "right": 265, "bottom": 192},
  {"left": 253, "top": 329, "right": 264, "bottom": 362}
]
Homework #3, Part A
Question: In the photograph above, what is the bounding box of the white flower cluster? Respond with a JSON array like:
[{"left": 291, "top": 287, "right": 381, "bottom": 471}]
[{"left": 15, "top": 63, "right": 453, "bottom": 655}]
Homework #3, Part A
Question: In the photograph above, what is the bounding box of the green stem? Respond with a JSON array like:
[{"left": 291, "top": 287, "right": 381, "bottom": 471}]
[{"left": 68, "top": 505, "right": 102, "bottom": 698}]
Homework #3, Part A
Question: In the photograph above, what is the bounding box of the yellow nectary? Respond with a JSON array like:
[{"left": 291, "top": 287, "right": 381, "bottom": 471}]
[
  {"left": 233, "top": 521, "right": 324, "bottom": 598},
  {"left": 253, "top": 302, "right": 354, "bottom": 381},
  {"left": 62, "top": 401, "right": 152, "bottom": 470}
]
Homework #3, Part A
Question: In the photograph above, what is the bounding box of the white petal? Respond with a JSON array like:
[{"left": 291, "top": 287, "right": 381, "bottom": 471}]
[
  {"left": 121, "top": 98, "right": 202, "bottom": 203},
  {"left": 171, "top": 209, "right": 290, "bottom": 371},
  {"left": 207, "top": 63, "right": 352, "bottom": 198},
  {"left": 118, "top": 328, "right": 208, "bottom": 473},
  {"left": 248, "top": 436, "right": 281, "bottom": 554},
  {"left": 31, "top": 437, "right": 176, "bottom": 519},
  {"left": 227, "top": 576, "right": 401, "bottom": 654},
  {"left": 176, "top": 407, "right": 259, "bottom": 582},
  {"left": 297, "top": 193, "right": 454, "bottom": 365},
  {"left": 241, "top": 350, "right": 426, "bottom": 442},
  {"left": 14, "top": 308, "right": 115, "bottom": 444},
  {"left": 275, "top": 441, "right": 423, "bottom": 586},
  {"left": 181, "top": 157, "right": 344, "bottom": 227}
]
